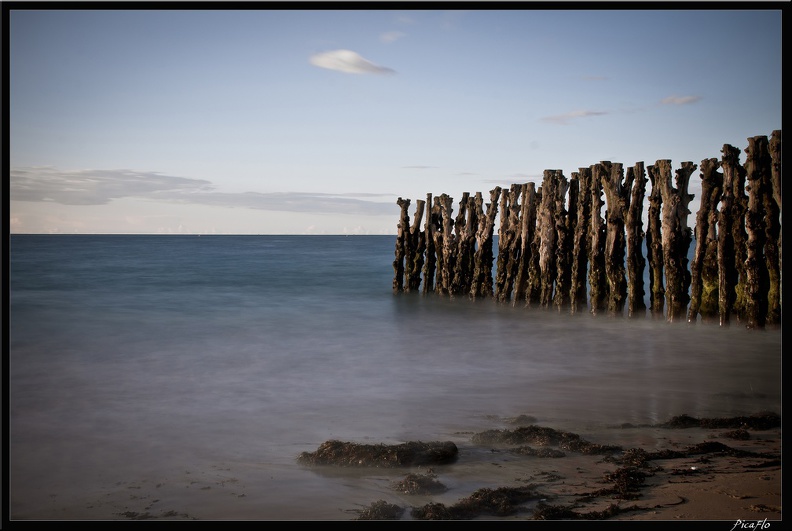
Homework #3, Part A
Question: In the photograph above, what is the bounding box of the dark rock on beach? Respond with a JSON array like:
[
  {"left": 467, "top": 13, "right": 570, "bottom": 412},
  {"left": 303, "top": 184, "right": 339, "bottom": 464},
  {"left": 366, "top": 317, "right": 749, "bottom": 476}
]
[
  {"left": 297, "top": 440, "right": 459, "bottom": 468},
  {"left": 657, "top": 412, "right": 780, "bottom": 430},
  {"left": 392, "top": 471, "right": 448, "bottom": 495},
  {"left": 472, "top": 425, "right": 621, "bottom": 455}
]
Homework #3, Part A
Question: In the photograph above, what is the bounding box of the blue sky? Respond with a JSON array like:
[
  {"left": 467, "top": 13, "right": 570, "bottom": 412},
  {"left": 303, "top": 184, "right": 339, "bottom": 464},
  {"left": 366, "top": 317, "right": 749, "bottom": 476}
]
[{"left": 8, "top": 7, "right": 783, "bottom": 234}]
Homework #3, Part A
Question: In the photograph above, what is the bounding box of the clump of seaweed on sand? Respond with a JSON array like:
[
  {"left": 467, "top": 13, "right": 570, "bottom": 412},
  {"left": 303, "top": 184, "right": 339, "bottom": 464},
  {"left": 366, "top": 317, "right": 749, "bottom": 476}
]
[{"left": 299, "top": 412, "right": 780, "bottom": 520}]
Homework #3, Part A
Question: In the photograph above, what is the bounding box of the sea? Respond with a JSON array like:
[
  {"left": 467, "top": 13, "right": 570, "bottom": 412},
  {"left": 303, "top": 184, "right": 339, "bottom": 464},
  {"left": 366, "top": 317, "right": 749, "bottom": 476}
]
[{"left": 7, "top": 234, "right": 782, "bottom": 520}]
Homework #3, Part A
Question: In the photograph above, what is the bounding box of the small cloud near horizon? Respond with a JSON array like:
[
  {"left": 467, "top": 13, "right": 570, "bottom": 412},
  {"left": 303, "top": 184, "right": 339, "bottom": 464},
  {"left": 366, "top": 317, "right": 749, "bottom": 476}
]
[
  {"left": 309, "top": 49, "right": 395, "bottom": 75},
  {"left": 541, "top": 109, "right": 609, "bottom": 125},
  {"left": 380, "top": 31, "right": 405, "bottom": 43},
  {"left": 660, "top": 95, "right": 701, "bottom": 105},
  {"left": 10, "top": 166, "right": 397, "bottom": 217}
]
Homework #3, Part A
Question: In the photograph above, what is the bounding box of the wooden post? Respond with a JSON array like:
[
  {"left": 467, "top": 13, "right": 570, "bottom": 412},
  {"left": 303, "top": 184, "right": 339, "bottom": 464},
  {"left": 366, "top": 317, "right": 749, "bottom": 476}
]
[
  {"left": 552, "top": 171, "right": 572, "bottom": 313},
  {"left": 406, "top": 200, "right": 426, "bottom": 292},
  {"left": 743, "top": 136, "right": 771, "bottom": 329},
  {"left": 422, "top": 193, "right": 436, "bottom": 294},
  {"left": 570, "top": 168, "right": 591, "bottom": 314},
  {"left": 625, "top": 162, "right": 647, "bottom": 319},
  {"left": 512, "top": 183, "right": 536, "bottom": 306},
  {"left": 765, "top": 131, "right": 782, "bottom": 327},
  {"left": 450, "top": 193, "right": 470, "bottom": 296},
  {"left": 393, "top": 197, "right": 411, "bottom": 293},
  {"left": 687, "top": 158, "right": 722, "bottom": 324},
  {"left": 600, "top": 161, "right": 628, "bottom": 317},
  {"left": 718, "top": 144, "right": 747, "bottom": 326},
  {"left": 495, "top": 185, "right": 522, "bottom": 303},
  {"left": 588, "top": 164, "right": 607, "bottom": 316},
  {"left": 525, "top": 186, "right": 543, "bottom": 308},
  {"left": 654, "top": 159, "right": 696, "bottom": 323},
  {"left": 537, "top": 171, "right": 559, "bottom": 309},
  {"left": 470, "top": 187, "right": 501, "bottom": 299},
  {"left": 646, "top": 164, "right": 665, "bottom": 319}
]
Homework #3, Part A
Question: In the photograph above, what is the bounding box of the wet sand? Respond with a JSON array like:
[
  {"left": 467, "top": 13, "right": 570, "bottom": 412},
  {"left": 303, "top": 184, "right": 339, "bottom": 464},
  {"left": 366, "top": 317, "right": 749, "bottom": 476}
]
[{"left": 8, "top": 414, "right": 781, "bottom": 522}]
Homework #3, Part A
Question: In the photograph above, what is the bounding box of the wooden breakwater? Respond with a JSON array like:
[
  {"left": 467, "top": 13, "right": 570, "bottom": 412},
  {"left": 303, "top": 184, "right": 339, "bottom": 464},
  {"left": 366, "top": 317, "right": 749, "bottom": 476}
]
[{"left": 393, "top": 131, "right": 782, "bottom": 329}]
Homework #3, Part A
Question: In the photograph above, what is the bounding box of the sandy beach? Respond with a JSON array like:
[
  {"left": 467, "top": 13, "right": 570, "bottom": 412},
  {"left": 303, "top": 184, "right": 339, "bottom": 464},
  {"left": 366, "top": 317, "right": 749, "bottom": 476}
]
[{"left": 8, "top": 413, "right": 781, "bottom": 523}]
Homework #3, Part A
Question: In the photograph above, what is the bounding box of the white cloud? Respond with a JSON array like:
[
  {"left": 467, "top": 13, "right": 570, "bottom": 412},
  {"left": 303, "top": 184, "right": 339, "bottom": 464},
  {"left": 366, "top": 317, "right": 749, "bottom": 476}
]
[
  {"left": 380, "top": 31, "right": 405, "bottom": 43},
  {"left": 309, "top": 49, "right": 395, "bottom": 75},
  {"left": 660, "top": 95, "right": 701, "bottom": 105},
  {"left": 541, "top": 110, "right": 609, "bottom": 125},
  {"left": 10, "top": 166, "right": 396, "bottom": 217},
  {"left": 10, "top": 167, "right": 213, "bottom": 205}
]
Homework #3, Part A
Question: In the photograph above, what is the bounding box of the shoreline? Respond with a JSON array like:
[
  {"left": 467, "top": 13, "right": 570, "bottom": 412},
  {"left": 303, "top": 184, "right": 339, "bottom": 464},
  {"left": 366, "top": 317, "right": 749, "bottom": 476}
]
[{"left": 8, "top": 414, "right": 781, "bottom": 522}]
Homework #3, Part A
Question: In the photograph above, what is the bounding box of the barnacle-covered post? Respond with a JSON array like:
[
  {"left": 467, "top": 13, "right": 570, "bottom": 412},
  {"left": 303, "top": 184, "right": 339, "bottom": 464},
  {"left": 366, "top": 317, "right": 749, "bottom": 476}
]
[
  {"left": 687, "top": 158, "right": 723, "bottom": 324},
  {"left": 570, "top": 168, "right": 592, "bottom": 314},
  {"left": 494, "top": 185, "right": 522, "bottom": 303},
  {"left": 654, "top": 159, "right": 696, "bottom": 323},
  {"left": 422, "top": 193, "right": 437, "bottom": 294},
  {"left": 537, "top": 171, "right": 560, "bottom": 309},
  {"left": 525, "top": 186, "right": 543, "bottom": 308},
  {"left": 765, "top": 130, "right": 782, "bottom": 327},
  {"left": 429, "top": 196, "right": 445, "bottom": 294},
  {"left": 743, "top": 135, "right": 771, "bottom": 329},
  {"left": 625, "top": 162, "right": 647, "bottom": 319},
  {"left": 393, "top": 197, "right": 411, "bottom": 293},
  {"left": 588, "top": 163, "right": 608, "bottom": 316},
  {"left": 718, "top": 144, "right": 747, "bottom": 326},
  {"left": 451, "top": 193, "right": 478, "bottom": 297},
  {"left": 646, "top": 163, "right": 665, "bottom": 319},
  {"left": 600, "top": 161, "right": 628, "bottom": 317},
  {"left": 470, "top": 187, "right": 501, "bottom": 299},
  {"left": 406, "top": 199, "right": 426, "bottom": 292},
  {"left": 512, "top": 182, "right": 537, "bottom": 306},
  {"left": 439, "top": 194, "right": 457, "bottom": 296},
  {"left": 552, "top": 171, "right": 572, "bottom": 313}
]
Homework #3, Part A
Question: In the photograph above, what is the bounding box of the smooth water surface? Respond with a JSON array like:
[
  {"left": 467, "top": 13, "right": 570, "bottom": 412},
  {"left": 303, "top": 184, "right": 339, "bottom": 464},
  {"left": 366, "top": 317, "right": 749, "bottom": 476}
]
[{"left": 8, "top": 235, "right": 781, "bottom": 520}]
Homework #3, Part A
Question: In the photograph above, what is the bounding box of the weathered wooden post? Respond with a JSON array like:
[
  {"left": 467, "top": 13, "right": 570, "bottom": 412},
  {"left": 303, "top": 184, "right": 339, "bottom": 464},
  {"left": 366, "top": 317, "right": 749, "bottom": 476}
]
[
  {"left": 570, "top": 168, "right": 591, "bottom": 314},
  {"left": 687, "top": 158, "right": 722, "bottom": 324},
  {"left": 406, "top": 199, "right": 426, "bottom": 292},
  {"left": 677, "top": 162, "right": 696, "bottom": 320},
  {"left": 765, "top": 130, "right": 782, "bottom": 327},
  {"left": 536, "top": 171, "right": 560, "bottom": 309},
  {"left": 588, "top": 164, "right": 608, "bottom": 316},
  {"left": 512, "top": 182, "right": 537, "bottom": 306},
  {"left": 494, "top": 185, "right": 522, "bottom": 303},
  {"left": 654, "top": 159, "right": 696, "bottom": 323},
  {"left": 646, "top": 164, "right": 665, "bottom": 319},
  {"left": 451, "top": 193, "right": 478, "bottom": 297},
  {"left": 718, "top": 144, "right": 747, "bottom": 326},
  {"left": 470, "top": 187, "right": 501, "bottom": 299},
  {"left": 439, "top": 194, "right": 456, "bottom": 296},
  {"left": 393, "top": 198, "right": 411, "bottom": 293},
  {"left": 600, "top": 161, "right": 628, "bottom": 317},
  {"left": 743, "top": 136, "right": 771, "bottom": 329},
  {"left": 625, "top": 162, "right": 647, "bottom": 319},
  {"left": 422, "top": 193, "right": 437, "bottom": 294},
  {"left": 525, "top": 186, "right": 543, "bottom": 308},
  {"left": 565, "top": 176, "right": 580, "bottom": 311},
  {"left": 552, "top": 171, "right": 572, "bottom": 313}
]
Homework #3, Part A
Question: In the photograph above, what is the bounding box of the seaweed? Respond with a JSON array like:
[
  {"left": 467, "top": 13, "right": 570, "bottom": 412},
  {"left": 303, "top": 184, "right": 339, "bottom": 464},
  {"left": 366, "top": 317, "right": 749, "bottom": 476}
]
[
  {"left": 354, "top": 500, "right": 405, "bottom": 520},
  {"left": 472, "top": 425, "right": 621, "bottom": 455},
  {"left": 297, "top": 440, "right": 458, "bottom": 468},
  {"left": 411, "top": 486, "right": 540, "bottom": 520},
  {"left": 392, "top": 471, "right": 448, "bottom": 495}
]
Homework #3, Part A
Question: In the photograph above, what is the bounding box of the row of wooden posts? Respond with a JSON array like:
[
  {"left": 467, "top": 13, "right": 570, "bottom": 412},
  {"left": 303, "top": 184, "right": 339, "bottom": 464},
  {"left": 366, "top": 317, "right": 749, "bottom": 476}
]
[{"left": 392, "top": 131, "right": 781, "bottom": 329}]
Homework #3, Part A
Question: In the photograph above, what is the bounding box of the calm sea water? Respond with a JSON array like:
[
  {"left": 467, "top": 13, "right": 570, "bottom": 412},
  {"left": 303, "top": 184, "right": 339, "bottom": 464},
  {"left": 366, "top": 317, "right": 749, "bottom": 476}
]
[{"left": 8, "top": 235, "right": 782, "bottom": 520}]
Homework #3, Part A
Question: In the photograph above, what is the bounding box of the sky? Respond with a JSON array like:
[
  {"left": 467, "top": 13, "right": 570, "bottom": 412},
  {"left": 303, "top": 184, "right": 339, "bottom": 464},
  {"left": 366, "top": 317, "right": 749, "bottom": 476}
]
[{"left": 7, "top": 7, "right": 783, "bottom": 235}]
